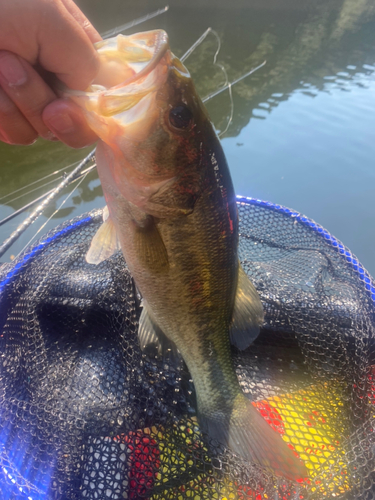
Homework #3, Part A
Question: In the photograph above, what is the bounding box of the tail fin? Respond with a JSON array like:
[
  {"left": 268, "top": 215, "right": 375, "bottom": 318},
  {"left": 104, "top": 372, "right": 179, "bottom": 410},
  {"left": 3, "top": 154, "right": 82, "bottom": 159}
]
[{"left": 200, "top": 396, "right": 307, "bottom": 482}]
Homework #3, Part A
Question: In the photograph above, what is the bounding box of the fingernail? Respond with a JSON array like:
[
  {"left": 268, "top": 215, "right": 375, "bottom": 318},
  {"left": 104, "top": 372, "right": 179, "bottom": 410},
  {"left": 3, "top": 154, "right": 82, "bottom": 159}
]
[
  {"left": 0, "top": 52, "right": 27, "bottom": 86},
  {"left": 46, "top": 111, "right": 75, "bottom": 135}
]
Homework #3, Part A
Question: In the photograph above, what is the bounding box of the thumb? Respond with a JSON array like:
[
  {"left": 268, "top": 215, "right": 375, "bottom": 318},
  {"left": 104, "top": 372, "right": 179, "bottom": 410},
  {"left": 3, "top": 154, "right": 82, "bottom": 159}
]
[{"left": 43, "top": 98, "right": 98, "bottom": 148}]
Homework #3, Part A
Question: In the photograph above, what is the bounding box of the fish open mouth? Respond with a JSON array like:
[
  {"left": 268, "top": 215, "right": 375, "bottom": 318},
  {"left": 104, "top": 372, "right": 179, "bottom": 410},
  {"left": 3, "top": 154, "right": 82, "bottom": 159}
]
[
  {"left": 93, "top": 30, "right": 169, "bottom": 90},
  {"left": 65, "top": 30, "right": 171, "bottom": 119}
]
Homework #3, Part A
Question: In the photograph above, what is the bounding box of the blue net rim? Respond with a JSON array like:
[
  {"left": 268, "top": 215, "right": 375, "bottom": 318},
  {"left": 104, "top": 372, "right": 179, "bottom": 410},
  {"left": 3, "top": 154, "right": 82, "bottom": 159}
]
[{"left": 236, "top": 195, "right": 375, "bottom": 305}]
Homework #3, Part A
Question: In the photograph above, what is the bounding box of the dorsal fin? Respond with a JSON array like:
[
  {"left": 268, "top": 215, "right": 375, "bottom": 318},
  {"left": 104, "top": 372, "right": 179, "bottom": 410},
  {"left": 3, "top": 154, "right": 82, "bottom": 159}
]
[
  {"left": 86, "top": 206, "right": 121, "bottom": 264},
  {"left": 229, "top": 264, "right": 264, "bottom": 350}
]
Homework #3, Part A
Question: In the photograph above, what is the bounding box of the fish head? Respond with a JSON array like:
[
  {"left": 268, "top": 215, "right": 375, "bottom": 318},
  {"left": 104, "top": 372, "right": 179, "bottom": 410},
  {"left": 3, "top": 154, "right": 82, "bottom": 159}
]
[{"left": 65, "top": 30, "right": 214, "bottom": 217}]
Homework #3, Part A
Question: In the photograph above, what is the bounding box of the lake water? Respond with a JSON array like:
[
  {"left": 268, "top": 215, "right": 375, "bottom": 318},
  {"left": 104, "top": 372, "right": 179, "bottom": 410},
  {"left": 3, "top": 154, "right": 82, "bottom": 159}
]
[{"left": 0, "top": 0, "right": 374, "bottom": 277}]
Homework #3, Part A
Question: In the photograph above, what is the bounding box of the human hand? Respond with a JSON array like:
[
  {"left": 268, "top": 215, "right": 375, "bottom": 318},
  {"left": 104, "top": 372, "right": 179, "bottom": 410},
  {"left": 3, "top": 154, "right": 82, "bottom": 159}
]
[{"left": 0, "top": 0, "right": 101, "bottom": 148}]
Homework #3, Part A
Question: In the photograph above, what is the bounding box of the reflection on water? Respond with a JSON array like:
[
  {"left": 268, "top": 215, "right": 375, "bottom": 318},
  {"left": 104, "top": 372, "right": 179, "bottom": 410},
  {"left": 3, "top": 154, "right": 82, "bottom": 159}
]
[{"left": 0, "top": 0, "right": 374, "bottom": 275}]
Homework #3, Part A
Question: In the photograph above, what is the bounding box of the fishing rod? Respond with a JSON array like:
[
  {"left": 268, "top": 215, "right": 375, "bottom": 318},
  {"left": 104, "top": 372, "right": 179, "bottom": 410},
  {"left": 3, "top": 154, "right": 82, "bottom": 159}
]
[
  {"left": 0, "top": 151, "right": 95, "bottom": 259},
  {"left": 0, "top": 161, "right": 80, "bottom": 203},
  {"left": 101, "top": 6, "right": 169, "bottom": 39},
  {"left": 4, "top": 168, "right": 76, "bottom": 206},
  {"left": 0, "top": 164, "right": 96, "bottom": 228},
  {"left": 202, "top": 61, "right": 266, "bottom": 102}
]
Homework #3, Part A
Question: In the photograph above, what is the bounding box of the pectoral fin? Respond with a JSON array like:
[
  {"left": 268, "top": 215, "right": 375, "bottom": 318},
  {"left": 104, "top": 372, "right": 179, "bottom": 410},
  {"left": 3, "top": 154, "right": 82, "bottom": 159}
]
[
  {"left": 134, "top": 217, "right": 169, "bottom": 272},
  {"left": 86, "top": 206, "right": 121, "bottom": 264},
  {"left": 138, "top": 305, "right": 181, "bottom": 367},
  {"left": 229, "top": 264, "right": 264, "bottom": 350}
]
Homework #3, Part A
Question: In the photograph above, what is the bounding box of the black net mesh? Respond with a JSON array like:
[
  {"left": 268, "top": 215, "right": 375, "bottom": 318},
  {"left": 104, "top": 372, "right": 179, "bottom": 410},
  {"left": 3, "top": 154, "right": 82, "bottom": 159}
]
[{"left": 0, "top": 198, "right": 374, "bottom": 500}]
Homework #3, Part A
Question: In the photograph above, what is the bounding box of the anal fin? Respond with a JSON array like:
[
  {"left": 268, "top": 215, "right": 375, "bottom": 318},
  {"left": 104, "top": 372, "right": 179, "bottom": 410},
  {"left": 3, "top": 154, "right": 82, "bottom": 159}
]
[
  {"left": 86, "top": 206, "right": 121, "bottom": 264},
  {"left": 230, "top": 263, "right": 264, "bottom": 350},
  {"left": 138, "top": 305, "right": 181, "bottom": 368}
]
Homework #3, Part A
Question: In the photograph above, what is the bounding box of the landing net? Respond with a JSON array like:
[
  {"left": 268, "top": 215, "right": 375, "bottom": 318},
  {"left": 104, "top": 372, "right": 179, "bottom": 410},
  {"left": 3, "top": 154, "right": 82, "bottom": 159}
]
[{"left": 0, "top": 197, "right": 374, "bottom": 499}]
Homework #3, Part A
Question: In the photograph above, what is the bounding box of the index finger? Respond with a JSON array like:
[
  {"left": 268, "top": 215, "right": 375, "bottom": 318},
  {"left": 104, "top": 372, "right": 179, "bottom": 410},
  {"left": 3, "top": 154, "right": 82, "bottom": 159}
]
[
  {"left": 38, "top": 0, "right": 101, "bottom": 90},
  {"left": 60, "top": 0, "right": 102, "bottom": 44}
]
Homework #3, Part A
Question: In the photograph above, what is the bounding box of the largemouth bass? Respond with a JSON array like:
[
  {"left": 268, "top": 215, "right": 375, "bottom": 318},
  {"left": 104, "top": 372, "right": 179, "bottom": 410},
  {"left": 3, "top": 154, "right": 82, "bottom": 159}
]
[{"left": 66, "top": 30, "right": 307, "bottom": 481}]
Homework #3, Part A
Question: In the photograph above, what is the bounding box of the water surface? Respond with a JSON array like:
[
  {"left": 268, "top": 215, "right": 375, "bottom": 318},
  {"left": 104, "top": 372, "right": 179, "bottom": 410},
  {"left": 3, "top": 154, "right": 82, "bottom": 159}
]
[{"left": 0, "top": 0, "right": 374, "bottom": 276}]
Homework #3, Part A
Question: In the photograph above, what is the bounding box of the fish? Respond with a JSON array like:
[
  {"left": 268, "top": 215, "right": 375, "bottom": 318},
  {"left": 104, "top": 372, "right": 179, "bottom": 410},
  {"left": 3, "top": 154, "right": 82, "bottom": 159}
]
[{"left": 65, "top": 30, "right": 307, "bottom": 481}]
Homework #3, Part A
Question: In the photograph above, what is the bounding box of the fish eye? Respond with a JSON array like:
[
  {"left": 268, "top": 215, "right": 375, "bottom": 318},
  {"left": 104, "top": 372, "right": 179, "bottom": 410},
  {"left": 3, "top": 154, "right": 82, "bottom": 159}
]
[{"left": 169, "top": 105, "right": 193, "bottom": 130}]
